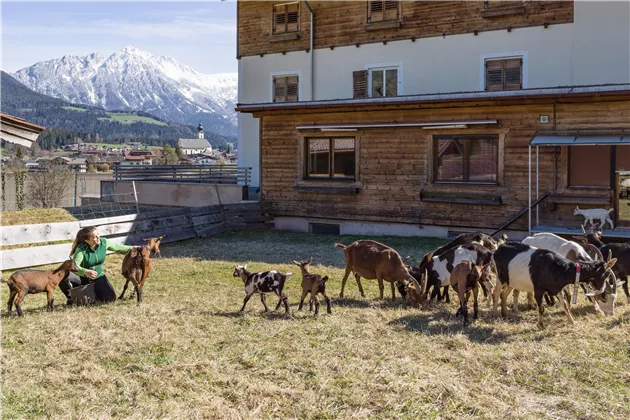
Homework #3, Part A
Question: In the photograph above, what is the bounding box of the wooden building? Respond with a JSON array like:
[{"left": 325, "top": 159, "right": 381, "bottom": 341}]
[{"left": 236, "top": 1, "right": 630, "bottom": 238}]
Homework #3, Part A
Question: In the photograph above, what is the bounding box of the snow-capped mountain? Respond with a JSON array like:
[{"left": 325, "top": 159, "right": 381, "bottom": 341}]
[{"left": 12, "top": 46, "right": 237, "bottom": 136}]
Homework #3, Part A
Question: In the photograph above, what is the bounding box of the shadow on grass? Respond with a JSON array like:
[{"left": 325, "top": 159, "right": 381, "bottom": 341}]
[
  {"left": 389, "top": 310, "right": 512, "bottom": 344},
  {"left": 213, "top": 310, "right": 295, "bottom": 320}
]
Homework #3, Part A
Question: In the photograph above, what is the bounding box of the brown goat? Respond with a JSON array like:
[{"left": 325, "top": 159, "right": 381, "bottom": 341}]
[
  {"left": 2, "top": 259, "right": 78, "bottom": 316},
  {"left": 450, "top": 261, "right": 486, "bottom": 326},
  {"left": 119, "top": 246, "right": 153, "bottom": 304},
  {"left": 335, "top": 240, "right": 425, "bottom": 301},
  {"left": 143, "top": 235, "right": 165, "bottom": 257},
  {"left": 293, "top": 258, "right": 332, "bottom": 316}
]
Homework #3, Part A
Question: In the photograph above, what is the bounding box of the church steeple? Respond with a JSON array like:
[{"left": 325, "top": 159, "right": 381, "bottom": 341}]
[{"left": 197, "top": 123, "right": 204, "bottom": 139}]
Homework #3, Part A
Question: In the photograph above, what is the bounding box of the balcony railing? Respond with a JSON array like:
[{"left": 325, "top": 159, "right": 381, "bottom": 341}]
[{"left": 113, "top": 164, "right": 251, "bottom": 185}]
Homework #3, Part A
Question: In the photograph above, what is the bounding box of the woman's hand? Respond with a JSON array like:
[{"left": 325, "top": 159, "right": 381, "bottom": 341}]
[{"left": 85, "top": 270, "right": 97, "bottom": 280}]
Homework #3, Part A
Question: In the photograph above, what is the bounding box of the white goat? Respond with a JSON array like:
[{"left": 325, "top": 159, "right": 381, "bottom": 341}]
[{"left": 574, "top": 206, "right": 614, "bottom": 230}]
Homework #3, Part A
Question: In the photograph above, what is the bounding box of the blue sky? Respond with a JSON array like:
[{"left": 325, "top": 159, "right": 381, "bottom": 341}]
[{"left": 1, "top": 1, "right": 237, "bottom": 74}]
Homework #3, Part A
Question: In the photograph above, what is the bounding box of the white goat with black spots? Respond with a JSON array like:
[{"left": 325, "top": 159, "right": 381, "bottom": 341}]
[{"left": 233, "top": 265, "right": 292, "bottom": 314}]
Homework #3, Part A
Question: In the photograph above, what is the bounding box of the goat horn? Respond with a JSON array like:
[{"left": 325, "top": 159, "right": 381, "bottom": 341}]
[
  {"left": 410, "top": 274, "right": 421, "bottom": 293},
  {"left": 421, "top": 269, "right": 428, "bottom": 296},
  {"left": 607, "top": 249, "right": 613, "bottom": 262},
  {"left": 586, "top": 244, "right": 603, "bottom": 261}
]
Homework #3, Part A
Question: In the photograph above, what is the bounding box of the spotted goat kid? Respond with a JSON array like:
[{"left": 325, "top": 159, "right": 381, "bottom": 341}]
[{"left": 232, "top": 265, "right": 292, "bottom": 314}]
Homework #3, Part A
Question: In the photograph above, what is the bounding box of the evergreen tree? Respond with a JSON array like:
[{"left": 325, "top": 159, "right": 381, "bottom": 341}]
[{"left": 163, "top": 144, "right": 179, "bottom": 164}]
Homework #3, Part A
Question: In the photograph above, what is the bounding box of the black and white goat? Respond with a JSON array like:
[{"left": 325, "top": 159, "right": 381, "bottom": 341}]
[
  {"left": 416, "top": 243, "right": 494, "bottom": 303},
  {"left": 431, "top": 232, "right": 504, "bottom": 257},
  {"left": 573, "top": 227, "right": 630, "bottom": 304},
  {"left": 493, "top": 242, "right": 617, "bottom": 328},
  {"left": 522, "top": 232, "right": 619, "bottom": 315},
  {"left": 232, "top": 265, "right": 292, "bottom": 314}
]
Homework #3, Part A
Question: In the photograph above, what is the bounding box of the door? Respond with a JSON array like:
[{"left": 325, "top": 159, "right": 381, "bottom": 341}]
[{"left": 616, "top": 145, "right": 630, "bottom": 227}]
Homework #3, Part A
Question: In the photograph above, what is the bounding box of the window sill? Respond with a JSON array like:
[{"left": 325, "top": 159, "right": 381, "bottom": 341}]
[
  {"left": 295, "top": 180, "right": 362, "bottom": 195},
  {"left": 364, "top": 20, "right": 402, "bottom": 31},
  {"left": 480, "top": 6, "right": 526, "bottom": 18},
  {"left": 269, "top": 33, "right": 301, "bottom": 43},
  {"left": 547, "top": 194, "right": 611, "bottom": 205},
  {"left": 420, "top": 190, "right": 503, "bottom": 206}
]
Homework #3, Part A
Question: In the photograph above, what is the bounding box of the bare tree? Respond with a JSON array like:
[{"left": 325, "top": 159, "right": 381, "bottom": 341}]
[{"left": 27, "top": 166, "right": 74, "bottom": 208}]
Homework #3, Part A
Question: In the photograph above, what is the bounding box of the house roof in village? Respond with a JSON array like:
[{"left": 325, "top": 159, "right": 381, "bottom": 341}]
[
  {"left": 236, "top": 83, "right": 630, "bottom": 113},
  {"left": 124, "top": 155, "right": 150, "bottom": 161},
  {"left": 178, "top": 138, "right": 211, "bottom": 149}
]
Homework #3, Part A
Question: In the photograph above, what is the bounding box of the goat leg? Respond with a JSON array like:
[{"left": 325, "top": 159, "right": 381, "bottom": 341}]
[
  {"left": 260, "top": 293, "right": 270, "bottom": 313},
  {"left": 390, "top": 281, "right": 396, "bottom": 301},
  {"left": 136, "top": 286, "right": 143, "bottom": 305},
  {"left": 443, "top": 286, "right": 450, "bottom": 304},
  {"left": 527, "top": 292, "right": 536, "bottom": 310},
  {"left": 472, "top": 284, "right": 479, "bottom": 321},
  {"left": 323, "top": 292, "right": 332, "bottom": 314},
  {"left": 622, "top": 276, "right": 630, "bottom": 304},
  {"left": 119, "top": 279, "right": 130, "bottom": 300},
  {"left": 339, "top": 267, "right": 352, "bottom": 298},
  {"left": 15, "top": 290, "right": 26, "bottom": 317},
  {"left": 281, "top": 294, "right": 291, "bottom": 315},
  {"left": 535, "top": 290, "right": 547, "bottom": 329},
  {"left": 274, "top": 292, "right": 284, "bottom": 311},
  {"left": 354, "top": 274, "right": 365, "bottom": 298},
  {"left": 512, "top": 290, "right": 521, "bottom": 315},
  {"left": 312, "top": 295, "right": 320, "bottom": 316},
  {"left": 47, "top": 289, "right": 54, "bottom": 312},
  {"left": 239, "top": 293, "right": 253, "bottom": 312},
  {"left": 298, "top": 290, "right": 309, "bottom": 311},
  {"left": 7, "top": 290, "right": 16, "bottom": 316},
  {"left": 560, "top": 289, "right": 576, "bottom": 325}
]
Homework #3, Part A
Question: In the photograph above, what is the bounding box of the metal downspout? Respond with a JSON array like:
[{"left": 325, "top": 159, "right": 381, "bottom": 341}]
[
  {"left": 528, "top": 145, "right": 532, "bottom": 235},
  {"left": 303, "top": 1, "right": 314, "bottom": 100}
]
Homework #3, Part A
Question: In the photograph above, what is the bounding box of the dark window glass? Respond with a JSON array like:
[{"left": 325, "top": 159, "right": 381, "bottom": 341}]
[
  {"left": 434, "top": 136, "right": 498, "bottom": 183},
  {"left": 306, "top": 138, "right": 355, "bottom": 180}
]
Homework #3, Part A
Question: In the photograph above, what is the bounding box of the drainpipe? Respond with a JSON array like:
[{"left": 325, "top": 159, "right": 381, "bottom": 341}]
[{"left": 303, "top": 1, "right": 314, "bottom": 100}]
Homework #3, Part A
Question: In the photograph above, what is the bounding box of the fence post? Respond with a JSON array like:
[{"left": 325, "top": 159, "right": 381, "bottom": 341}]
[
  {"left": 73, "top": 173, "right": 78, "bottom": 207},
  {"left": 132, "top": 181, "right": 140, "bottom": 214}
]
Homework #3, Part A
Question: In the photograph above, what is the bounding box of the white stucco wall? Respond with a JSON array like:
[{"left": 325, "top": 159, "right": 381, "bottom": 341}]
[{"left": 237, "top": 1, "right": 630, "bottom": 188}]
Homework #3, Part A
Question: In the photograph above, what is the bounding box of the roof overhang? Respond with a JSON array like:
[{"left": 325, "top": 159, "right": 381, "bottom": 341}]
[
  {"left": 236, "top": 84, "right": 630, "bottom": 114},
  {"left": 530, "top": 132, "right": 630, "bottom": 146},
  {"left": 0, "top": 113, "right": 45, "bottom": 148},
  {"left": 297, "top": 120, "right": 499, "bottom": 131}
]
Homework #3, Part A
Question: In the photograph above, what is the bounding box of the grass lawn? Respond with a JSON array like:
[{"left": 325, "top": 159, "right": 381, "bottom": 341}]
[
  {"left": 1, "top": 230, "right": 629, "bottom": 418},
  {"left": 1, "top": 208, "right": 78, "bottom": 226},
  {"left": 98, "top": 113, "right": 167, "bottom": 126}
]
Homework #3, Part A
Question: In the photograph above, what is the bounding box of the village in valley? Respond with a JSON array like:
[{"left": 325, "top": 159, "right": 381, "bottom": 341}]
[{"left": 1, "top": 1, "right": 630, "bottom": 419}]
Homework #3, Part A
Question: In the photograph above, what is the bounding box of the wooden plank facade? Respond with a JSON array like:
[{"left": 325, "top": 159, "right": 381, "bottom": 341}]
[
  {"left": 237, "top": 1, "right": 573, "bottom": 58},
  {"left": 244, "top": 92, "right": 630, "bottom": 232}
]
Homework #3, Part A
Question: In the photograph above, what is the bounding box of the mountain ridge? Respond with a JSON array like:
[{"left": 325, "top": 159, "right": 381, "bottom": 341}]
[{"left": 12, "top": 46, "right": 238, "bottom": 137}]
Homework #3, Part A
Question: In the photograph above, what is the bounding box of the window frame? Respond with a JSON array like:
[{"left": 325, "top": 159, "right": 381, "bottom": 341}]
[
  {"left": 432, "top": 134, "right": 499, "bottom": 185},
  {"left": 270, "top": 71, "right": 301, "bottom": 103},
  {"left": 272, "top": 2, "right": 300, "bottom": 35},
  {"left": 480, "top": 52, "right": 528, "bottom": 91},
  {"left": 304, "top": 137, "right": 357, "bottom": 181},
  {"left": 367, "top": 0, "right": 401, "bottom": 23},
  {"left": 366, "top": 62, "right": 403, "bottom": 97}
]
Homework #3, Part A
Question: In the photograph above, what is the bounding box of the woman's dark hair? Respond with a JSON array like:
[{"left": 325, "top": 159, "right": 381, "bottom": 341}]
[{"left": 70, "top": 226, "right": 97, "bottom": 257}]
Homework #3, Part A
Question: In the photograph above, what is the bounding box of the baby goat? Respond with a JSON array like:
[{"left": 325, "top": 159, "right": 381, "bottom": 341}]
[
  {"left": 2, "top": 259, "right": 78, "bottom": 316},
  {"left": 119, "top": 246, "right": 153, "bottom": 305},
  {"left": 293, "top": 258, "right": 331, "bottom": 316},
  {"left": 574, "top": 206, "right": 614, "bottom": 230},
  {"left": 233, "top": 265, "right": 292, "bottom": 314},
  {"left": 450, "top": 261, "right": 486, "bottom": 326}
]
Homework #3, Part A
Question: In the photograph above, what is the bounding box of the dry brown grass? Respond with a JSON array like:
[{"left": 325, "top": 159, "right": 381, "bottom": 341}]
[
  {"left": 2, "top": 230, "right": 629, "bottom": 419},
  {"left": 1, "top": 208, "right": 77, "bottom": 226}
]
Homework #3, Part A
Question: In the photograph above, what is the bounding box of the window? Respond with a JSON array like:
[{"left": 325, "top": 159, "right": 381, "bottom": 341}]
[
  {"left": 433, "top": 135, "right": 498, "bottom": 183},
  {"left": 273, "top": 75, "right": 299, "bottom": 102},
  {"left": 305, "top": 137, "right": 356, "bottom": 180},
  {"left": 368, "top": 1, "right": 400, "bottom": 23},
  {"left": 485, "top": 0, "right": 523, "bottom": 8},
  {"left": 485, "top": 58, "right": 522, "bottom": 91},
  {"left": 369, "top": 67, "right": 398, "bottom": 97},
  {"left": 273, "top": 2, "right": 300, "bottom": 34},
  {"left": 569, "top": 146, "right": 611, "bottom": 188}
]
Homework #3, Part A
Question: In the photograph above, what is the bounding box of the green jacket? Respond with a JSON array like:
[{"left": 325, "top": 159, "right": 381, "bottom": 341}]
[{"left": 72, "top": 237, "right": 133, "bottom": 278}]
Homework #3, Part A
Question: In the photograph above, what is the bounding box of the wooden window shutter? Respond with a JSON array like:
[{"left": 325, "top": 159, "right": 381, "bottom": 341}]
[
  {"left": 353, "top": 70, "right": 368, "bottom": 98},
  {"left": 384, "top": 0, "right": 399, "bottom": 21},
  {"left": 273, "top": 76, "right": 287, "bottom": 102},
  {"left": 286, "top": 2, "right": 299, "bottom": 32},
  {"left": 485, "top": 60, "right": 504, "bottom": 91},
  {"left": 504, "top": 58, "right": 522, "bottom": 90},
  {"left": 368, "top": 1, "right": 384, "bottom": 23},
  {"left": 286, "top": 76, "right": 299, "bottom": 102}
]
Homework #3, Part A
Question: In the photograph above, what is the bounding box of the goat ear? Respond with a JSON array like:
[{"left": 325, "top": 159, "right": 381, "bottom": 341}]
[
  {"left": 130, "top": 248, "right": 138, "bottom": 258},
  {"left": 157, "top": 235, "right": 164, "bottom": 241}
]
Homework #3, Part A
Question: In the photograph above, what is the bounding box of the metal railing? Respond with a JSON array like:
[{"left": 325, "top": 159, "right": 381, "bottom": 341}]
[{"left": 113, "top": 164, "right": 251, "bottom": 185}]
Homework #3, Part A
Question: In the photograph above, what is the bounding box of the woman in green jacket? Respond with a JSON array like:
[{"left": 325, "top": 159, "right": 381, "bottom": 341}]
[{"left": 60, "top": 226, "right": 133, "bottom": 304}]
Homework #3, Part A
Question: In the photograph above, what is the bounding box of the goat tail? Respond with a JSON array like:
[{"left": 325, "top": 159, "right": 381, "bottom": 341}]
[
  {"left": 320, "top": 276, "right": 329, "bottom": 284},
  {"left": 608, "top": 208, "right": 614, "bottom": 214},
  {"left": 334, "top": 243, "right": 347, "bottom": 249}
]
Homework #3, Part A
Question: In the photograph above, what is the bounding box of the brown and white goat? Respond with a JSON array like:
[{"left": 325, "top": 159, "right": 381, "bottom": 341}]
[
  {"left": 2, "top": 259, "right": 78, "bottom": 316},
  {"left": 119, "top": 246, "right": 153, "bottom": 304},
  {"left": 335, "top": 240, "right": 425, "bottom": 301},
  {"left": 450, "top": 261, "right": 486, "bottom": 326},
  {"left": 293, "top": 258, "right": 331, "bottom": 316},
  {"left": 233, "top": 265, "right": 292, "bottom": 314}
]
